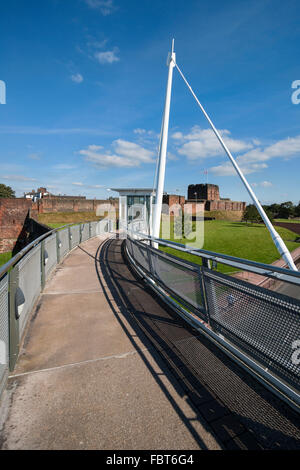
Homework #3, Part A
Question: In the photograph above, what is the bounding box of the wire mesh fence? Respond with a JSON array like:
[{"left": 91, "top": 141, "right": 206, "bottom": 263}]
[
  {"left": 149, "top": 247, "right": 206, "bottom": 321},
  {"left": 203, "top": 268, "right": 300, "bottom": 391},
  {"left": 126, "top": 235, "right": 300, "bottom": 406},
  {"left": 0, "top": 274, "right": 9, "bottom": 395},
  {"left": 127, "top": 237, "right": 206, "bottom": 321}
]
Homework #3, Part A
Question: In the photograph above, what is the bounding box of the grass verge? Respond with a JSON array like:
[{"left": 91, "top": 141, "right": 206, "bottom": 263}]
[
  {"left": 38, "top": 211, "right": 102, "bottom": 228},
  {"left": 160, "top": 220, "right": 299, "bottom": 274},
  {"left": 0, "top": 251, "right": 12, "bottom": 268}
]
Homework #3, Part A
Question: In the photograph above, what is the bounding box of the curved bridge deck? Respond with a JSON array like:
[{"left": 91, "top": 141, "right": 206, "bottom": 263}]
[{"left": 0, "top": 236, "right": 299, "bottom": 450}]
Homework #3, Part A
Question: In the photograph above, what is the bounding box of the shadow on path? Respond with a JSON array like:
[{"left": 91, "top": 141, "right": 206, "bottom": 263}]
[{"left": 81, "top": 238, "right": 300, "bottom": 450}]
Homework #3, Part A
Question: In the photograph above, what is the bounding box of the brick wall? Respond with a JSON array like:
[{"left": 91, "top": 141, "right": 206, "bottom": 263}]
[
  {"left": 0, "top": 198, "right": 33, "bottom": 253},
  {"left": 34, "top": 198, "right": 118, "bottom": 213},
  {"left": 0, "top": 196, "right": 117, "bottom": 254},
  {"left": 163, "top": 194, "right": 185, "bottom": 206},
  {"left": 206, "top": 200, "right": 246, "bottom": 211}
]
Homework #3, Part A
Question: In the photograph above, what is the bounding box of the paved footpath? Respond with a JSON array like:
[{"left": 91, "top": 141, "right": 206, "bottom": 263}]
[{"left": 0, "top": 236, "right": 220, "bottom": 450}]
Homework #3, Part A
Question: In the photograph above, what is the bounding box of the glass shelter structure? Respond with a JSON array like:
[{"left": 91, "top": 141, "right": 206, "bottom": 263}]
[{"left": 111, "top": 188, "right": 155, "bottom": 234}]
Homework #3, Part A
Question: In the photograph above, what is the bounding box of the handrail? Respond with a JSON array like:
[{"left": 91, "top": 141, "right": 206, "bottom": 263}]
[
  {"left": 127, "top": 229, "right": 300, "bottom": 286},
  {"left": 0, "top": 220, "right": 98, "bottom": 279},
  {"left": 126, "top": 233, "right": 300, "bottom": 412}
]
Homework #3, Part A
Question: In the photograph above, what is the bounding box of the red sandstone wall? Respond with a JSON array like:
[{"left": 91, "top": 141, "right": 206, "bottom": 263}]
[
  {"left": 206, "top": 200, "right": 246, "bottom": 211},
  {"left": 206, "top": 185, "right": 220, "bottom": 201},
  {"left": 0, "top": 197, "right": 118, "bottom": 253},
  {"left": 36, "top": 198, "right": 117, "bottom": 213},
  {"left": 0, "top": 199, "right": 32, "bottom": 253}
]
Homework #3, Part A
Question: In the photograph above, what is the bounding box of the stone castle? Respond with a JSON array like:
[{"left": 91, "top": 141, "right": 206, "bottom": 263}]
[
  {"left": 163, "top": 184, "right": 246, "bottom": 214},
  {"left": 187, "top": 184, "right": 246, "bottom": 211}
]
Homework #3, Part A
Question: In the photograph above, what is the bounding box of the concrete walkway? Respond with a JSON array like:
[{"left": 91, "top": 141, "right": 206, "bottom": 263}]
[{"left": 0, "top": 236, "right": 220, "bottom": 450}]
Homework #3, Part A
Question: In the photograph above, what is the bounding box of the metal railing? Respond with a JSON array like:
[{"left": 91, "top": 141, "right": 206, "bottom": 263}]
[
  {"left": 0, "top": 219, "right": 112, "bottom": 398},
  {"left": 125, "top": 231, "right": 300, "bottom": 412}
]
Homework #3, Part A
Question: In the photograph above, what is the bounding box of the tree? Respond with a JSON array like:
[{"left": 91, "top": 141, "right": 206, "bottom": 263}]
[
  {"left": 278, "top": 201, "right": 295, "bottom": 219},
  {"left": 294, "top": 202, "right": 300, "bottom": 218},
  {"left": 242, "top": 204, "right": 273, "bottom": 224},
  {"left": 0, "top": 183, "right": 15, "bottom": 198},
  {"left": 242, "top": 205, "right": 260, "bottom": 224},
  {"left": 269, "top": 203, "right": 281, "bottom": 219}
]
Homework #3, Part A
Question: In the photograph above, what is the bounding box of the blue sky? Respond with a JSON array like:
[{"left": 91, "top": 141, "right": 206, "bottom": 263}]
[{"left": 0, "top": 0, "right": 300, "bottom": 204}]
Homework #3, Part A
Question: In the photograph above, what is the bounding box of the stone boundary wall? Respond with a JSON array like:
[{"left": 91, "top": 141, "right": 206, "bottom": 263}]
[
  {"left": 206, "top": 200, "right": 246, "bottom": 211},
  {"left": 0, "top": 197, "right": 117, "bottom": 254},
  {"left": 0, "top": 198, "right": 34, "bottom": 253},
  {"left": 32, "top": 198, "right": 118, "bottom": 214}
]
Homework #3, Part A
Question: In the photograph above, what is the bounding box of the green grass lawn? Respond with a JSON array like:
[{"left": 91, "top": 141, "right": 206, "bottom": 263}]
[
  {"left": 38, "top": 211, "right": 102, "bottom": 227},
  {"left": 160, "top": 220, "right": 299, "bottom": 274},
  {"left": 0, "top": 251, "right": 12, "bottom": 268}
]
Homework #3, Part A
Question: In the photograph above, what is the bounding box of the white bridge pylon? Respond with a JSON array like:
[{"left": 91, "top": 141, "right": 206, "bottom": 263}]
[{"left": 152, "top": 39, "right": 298, "bottom": 272}]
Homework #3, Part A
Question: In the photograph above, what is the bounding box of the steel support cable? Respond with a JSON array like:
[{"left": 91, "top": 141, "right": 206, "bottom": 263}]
[{"left": 174, "top": 61, "right": 298, "bottom": 271}]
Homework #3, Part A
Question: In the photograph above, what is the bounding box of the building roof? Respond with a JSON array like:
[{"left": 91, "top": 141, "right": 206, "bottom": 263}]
[{"left": 111, "top": 188, "right": 156, "bottom": 194}]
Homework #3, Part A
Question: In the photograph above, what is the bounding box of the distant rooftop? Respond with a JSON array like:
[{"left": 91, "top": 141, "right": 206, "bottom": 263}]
[{"left": 111, "top": 188, "right": 156, "bottom": 194}]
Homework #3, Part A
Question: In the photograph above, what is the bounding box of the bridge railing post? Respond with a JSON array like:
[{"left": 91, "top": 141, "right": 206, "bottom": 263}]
[
  {"left": 68, "top": 226, "right": 72, "bottom": 251},
  {"left": 41, "top": 240, "right": 46, "bottom": 290},
  {"left": 8, "top": 266, "right": 19, "bottom": 371},
  {"left": 201, "top": 257, "right": 221, "bottom": 329},
  {"left": 56, "top": 231, "right": 61, "bottom": 263}
]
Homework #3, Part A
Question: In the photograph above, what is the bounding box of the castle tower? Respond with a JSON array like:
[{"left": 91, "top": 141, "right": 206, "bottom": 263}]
[{"left": 188, "top": 184, "right": 220, "bottom": 201}]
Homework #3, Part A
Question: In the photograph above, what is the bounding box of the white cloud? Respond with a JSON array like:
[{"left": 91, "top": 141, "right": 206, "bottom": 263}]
[
  {"left": 71, "top": 73, "right": 83, "bottom": 84},
  {"left": 251, "top": 181, "right": 273, "bottom": 188},
  {"left": 260, "top": 181, "right": 273, "bottom": 187},
  {"left": 210, "top": 162, "right": 268, "bottom": 176},
  {"left": 1, "top": 175, "right": 37, "bottom": 182},
  {"left": 176, "top": 126, "right": 253, "bottom": 160},
  {"left": 238, "top": 135, "right": 300, "bottom": 165},
  {"left": 81, "top": 150, "right": 139, "bottom": 168},
  {"left": 72, "top": 182, "right": 104, "bottom": 188},
  {"left": 113, "top": 139, "right": 154, "bottom": 162},
  {"left": 84, "top": 0, "right": 115, "bottom": 15},
  {"left": 210, "top": 134, "right": 300, "bottom": 177},
  {"left": 94, "top": 49, "right": 119, "bottom": 64},
  {"left": 133, "top": 128, "right": 156, "bottom": 136},
  {"left": 80, "top": 140, "right": 155, "bottom": 168},
  {"left": 171, "top": 131, "right": 184, "bottom": 140}
]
